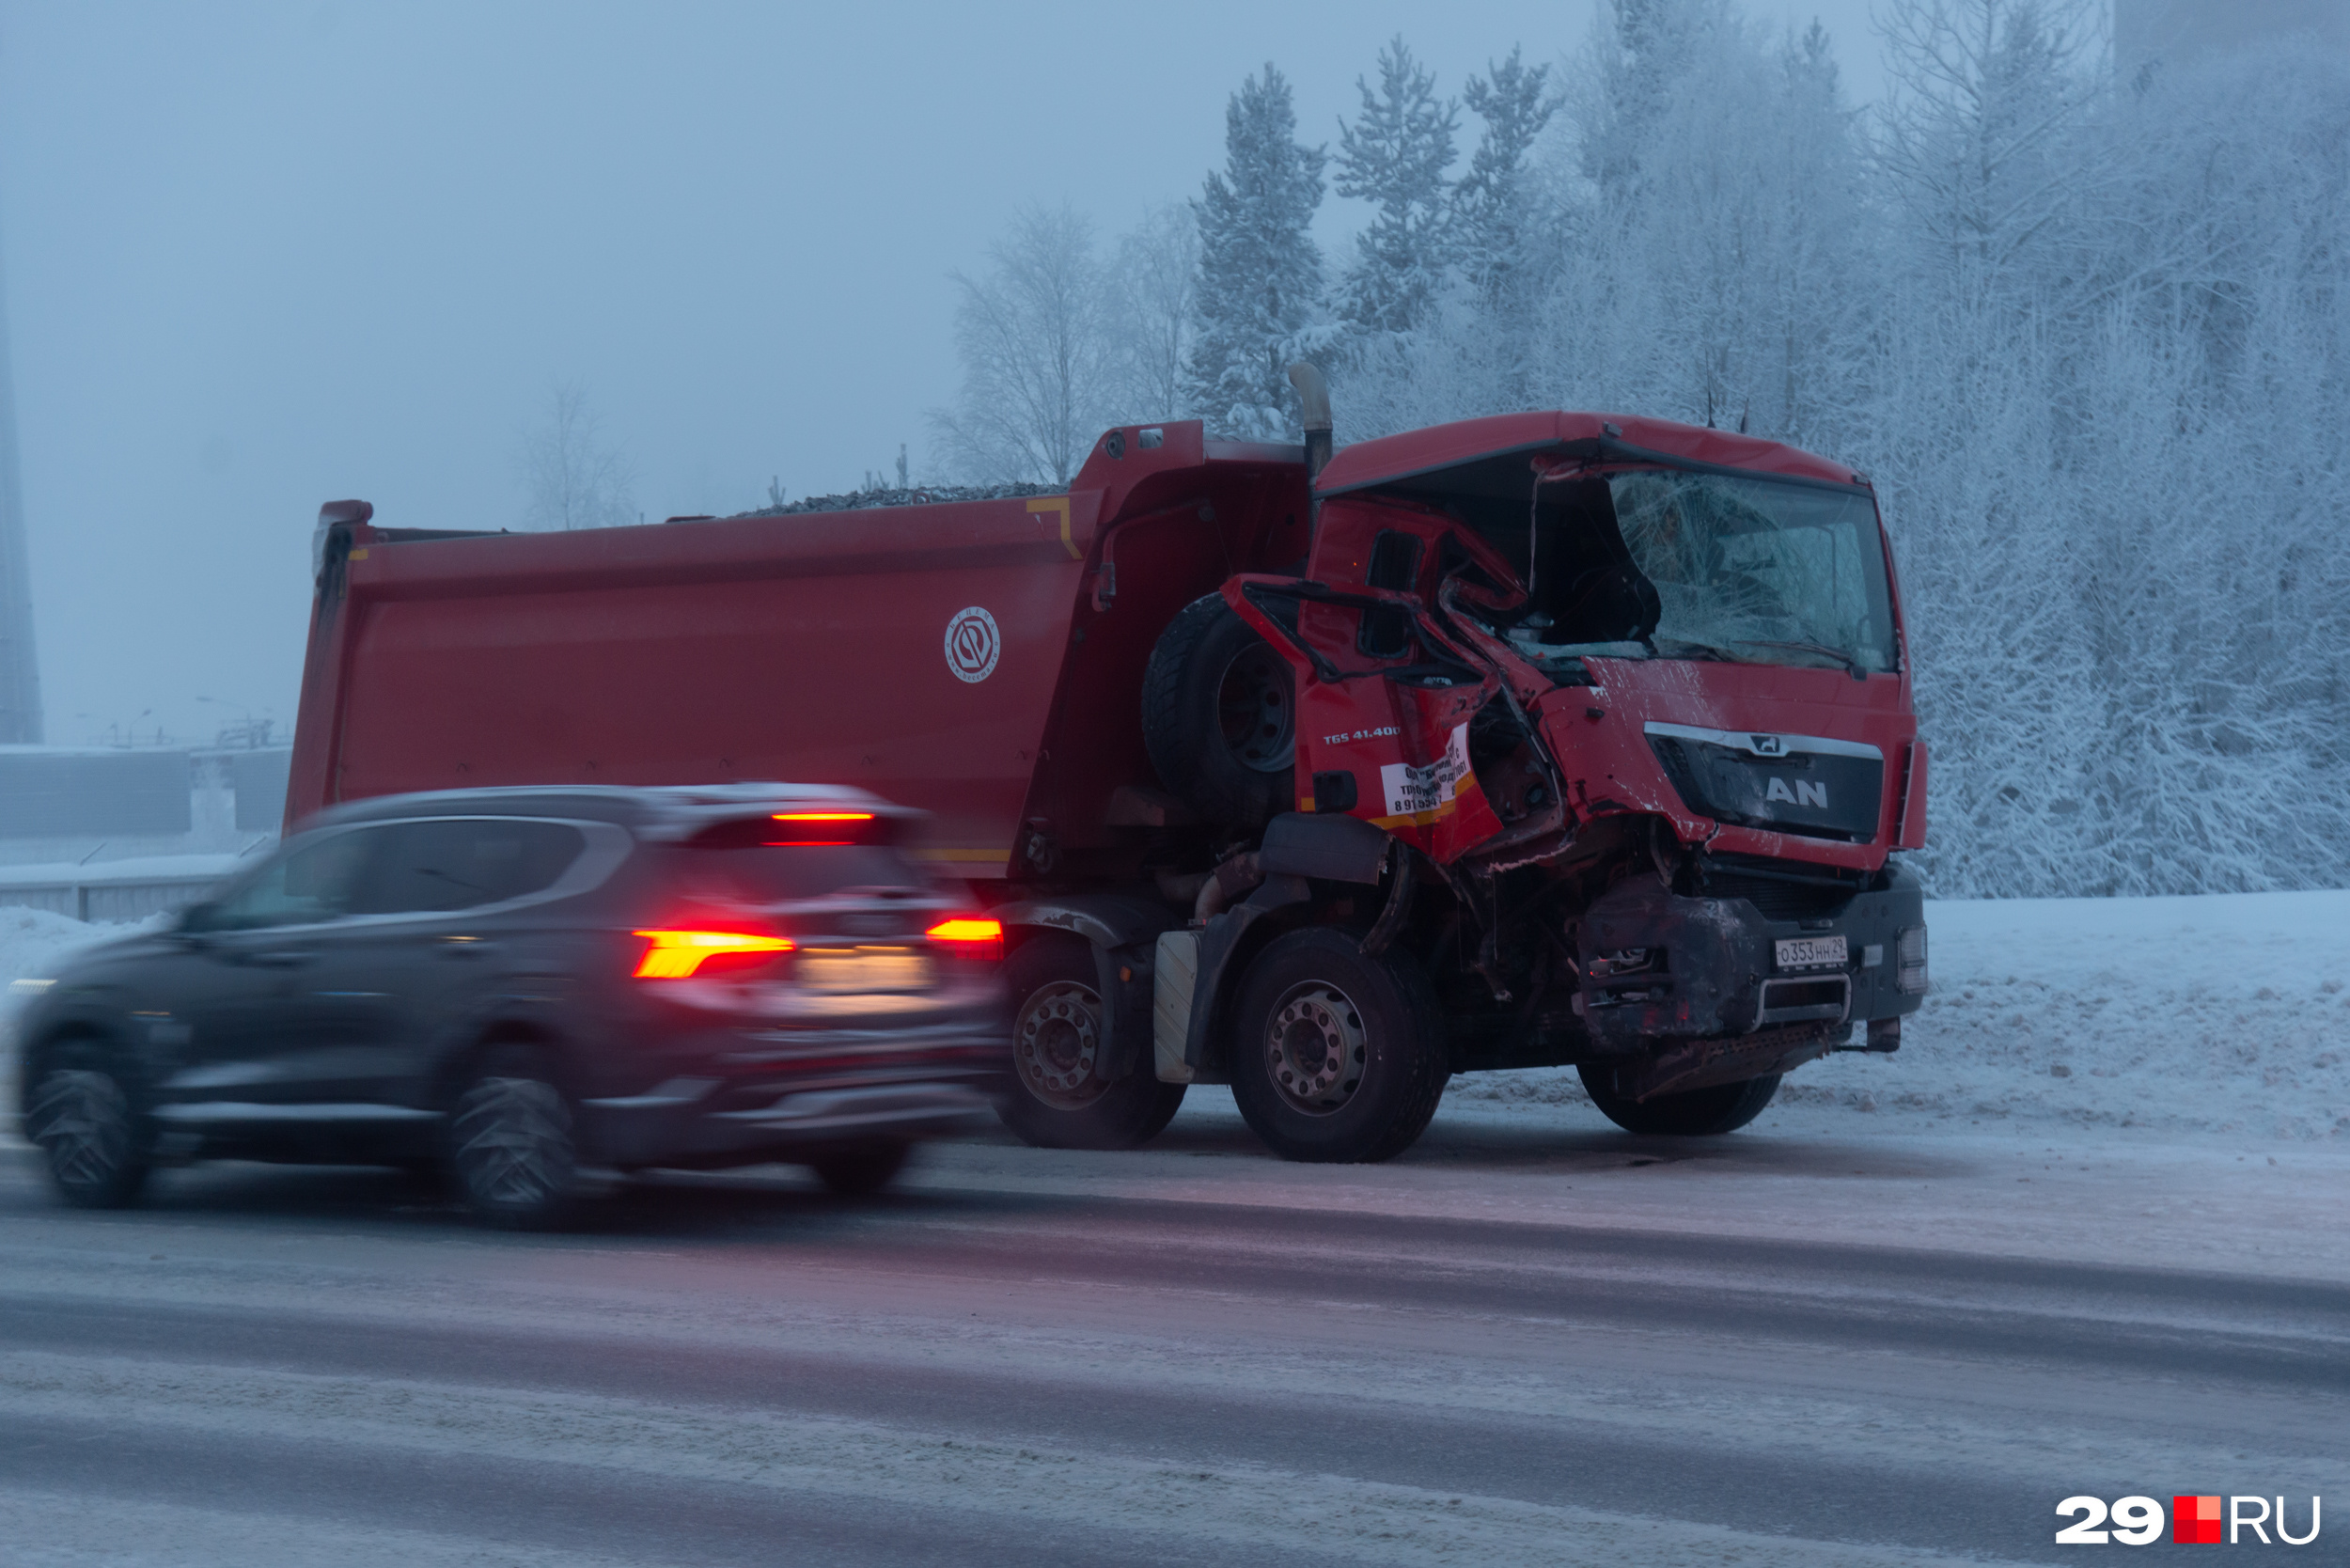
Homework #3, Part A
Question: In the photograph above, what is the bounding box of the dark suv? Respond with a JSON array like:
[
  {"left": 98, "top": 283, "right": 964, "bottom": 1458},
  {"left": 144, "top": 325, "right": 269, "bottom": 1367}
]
[{"left": 11, "top": 784, "right": 1009, "bottom": 1224}]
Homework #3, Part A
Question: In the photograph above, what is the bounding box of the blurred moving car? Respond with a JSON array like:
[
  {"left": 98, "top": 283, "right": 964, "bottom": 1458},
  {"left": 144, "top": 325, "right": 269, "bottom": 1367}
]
[{"left": 10, "top": 784, "right": 1009, "bottom": 1224}]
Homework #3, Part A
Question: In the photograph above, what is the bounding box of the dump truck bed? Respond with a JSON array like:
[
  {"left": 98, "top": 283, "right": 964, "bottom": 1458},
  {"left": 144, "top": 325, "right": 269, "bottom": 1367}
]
[{"left": 286, "top": 424, "right": 1308, "bottom": 881}]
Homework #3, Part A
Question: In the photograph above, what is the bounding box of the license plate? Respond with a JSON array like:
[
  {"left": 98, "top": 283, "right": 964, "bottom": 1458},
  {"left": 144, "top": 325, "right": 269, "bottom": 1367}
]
[
  {"left": 1775, "top": 934, "right": 1848, "bottom": 970},
  {"left": 797, "top": 946, "right": 932, "bottom": 995}
]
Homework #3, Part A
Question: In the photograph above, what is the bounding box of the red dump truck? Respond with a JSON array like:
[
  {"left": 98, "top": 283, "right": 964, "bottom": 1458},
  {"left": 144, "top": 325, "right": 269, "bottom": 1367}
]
[{"left": 288, "top": 370, "right": 1928, "bottom": 1162}]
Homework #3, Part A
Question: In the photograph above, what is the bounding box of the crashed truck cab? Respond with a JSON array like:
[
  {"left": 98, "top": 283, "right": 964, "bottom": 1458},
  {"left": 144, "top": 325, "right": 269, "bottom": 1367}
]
[{"left": 1186, "top": 404, "right": 1930, "bottom": 1124}]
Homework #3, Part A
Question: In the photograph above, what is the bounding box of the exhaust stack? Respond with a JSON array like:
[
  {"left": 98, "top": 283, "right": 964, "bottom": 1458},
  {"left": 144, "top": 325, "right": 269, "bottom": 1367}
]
[{"left": 1288, "top": 363, "right": 1332, "bottom": 483}]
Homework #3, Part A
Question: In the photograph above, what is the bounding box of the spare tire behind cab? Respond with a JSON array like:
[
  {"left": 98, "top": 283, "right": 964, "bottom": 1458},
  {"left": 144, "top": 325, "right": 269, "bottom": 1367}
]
[{"left": 1142, "top": 592, "right": 1295, "bottom": 828}]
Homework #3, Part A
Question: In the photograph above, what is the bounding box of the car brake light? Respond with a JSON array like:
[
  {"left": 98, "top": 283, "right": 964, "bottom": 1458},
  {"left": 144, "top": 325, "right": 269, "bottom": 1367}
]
[
  {"left": 764, "top": 810, "right": 876, "bottom": 847},
  {"left": 926, "top": 916, "right": 1004, "bottom": 960},
  {"left": 633, "top": 930, "right": 795, "bottom": 980}
]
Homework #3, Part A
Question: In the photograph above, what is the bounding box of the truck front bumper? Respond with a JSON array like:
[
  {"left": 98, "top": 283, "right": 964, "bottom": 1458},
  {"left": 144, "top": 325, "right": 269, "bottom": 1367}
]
[{"left": 1574, "top": 866, "right": 1926, "bottom": 1057}]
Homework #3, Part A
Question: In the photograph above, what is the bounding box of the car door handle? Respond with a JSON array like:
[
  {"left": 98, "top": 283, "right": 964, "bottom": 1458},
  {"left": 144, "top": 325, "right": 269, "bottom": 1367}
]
[
  {"left": 247, "top": 950, "right": 314, "bottom": 968},
  {"left": 437, "top": 937, "right": 497, "bottom": 960}
]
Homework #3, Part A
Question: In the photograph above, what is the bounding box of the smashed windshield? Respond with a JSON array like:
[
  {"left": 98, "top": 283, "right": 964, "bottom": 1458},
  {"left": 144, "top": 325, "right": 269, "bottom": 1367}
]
[{"left": 1604, "top": 470, "right": 1897, "bottom": 674}]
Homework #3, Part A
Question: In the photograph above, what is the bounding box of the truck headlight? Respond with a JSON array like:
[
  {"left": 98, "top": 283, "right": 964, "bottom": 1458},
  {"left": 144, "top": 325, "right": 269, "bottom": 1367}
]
[{"left": 1895, "top": 925, "right": 1928, "bottom": 995}]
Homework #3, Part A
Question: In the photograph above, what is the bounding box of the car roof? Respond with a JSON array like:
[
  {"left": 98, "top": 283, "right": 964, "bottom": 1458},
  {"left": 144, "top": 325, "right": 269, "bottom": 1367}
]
[{"left": 307, "top": 781, "right": 915, "bottom": 835}]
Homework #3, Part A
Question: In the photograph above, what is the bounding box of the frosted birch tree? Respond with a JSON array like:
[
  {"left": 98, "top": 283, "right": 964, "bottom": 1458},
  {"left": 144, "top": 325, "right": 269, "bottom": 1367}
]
[
  {"left": 932, "top": 203, "right": 1116, "bottom": 485},
  {"left": 521, "top": 383, "right": 636, "bottom": 531},
  {"left": 1107, "top": 202, "right": 1200, "bottom": 422}
]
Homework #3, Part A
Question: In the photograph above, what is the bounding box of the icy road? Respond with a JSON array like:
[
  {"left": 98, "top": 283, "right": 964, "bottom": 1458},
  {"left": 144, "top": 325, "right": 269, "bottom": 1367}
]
[{"left": 0, "top": 1103, "right": 2342, "bottom": 1568}]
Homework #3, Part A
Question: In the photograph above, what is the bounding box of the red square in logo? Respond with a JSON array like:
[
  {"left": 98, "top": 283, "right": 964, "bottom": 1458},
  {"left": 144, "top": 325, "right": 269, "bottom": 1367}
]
[{"left": 2173, "top": 1496, "right": 2223, "bottom": 1544}]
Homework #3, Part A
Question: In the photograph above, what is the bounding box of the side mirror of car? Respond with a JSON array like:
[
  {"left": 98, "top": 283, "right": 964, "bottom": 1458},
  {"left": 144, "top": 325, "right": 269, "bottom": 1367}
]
[{"left": 176, "top": 900, "right": 224, "bottom": 936}]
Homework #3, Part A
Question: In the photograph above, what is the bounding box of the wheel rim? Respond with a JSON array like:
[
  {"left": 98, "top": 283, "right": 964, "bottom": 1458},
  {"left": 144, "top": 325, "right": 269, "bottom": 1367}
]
[
  {"left": 452, "top": 1076, "right": 572, "bottom": 1211},
  {"left": 1013, "top": 980, "right": 1109, "bottom": 1109},
  {"left": 1262, "top": 982, "right": 1367, "bottom": 1116},
  {"left": 1216, "top": 643, "right": 1293, "bottom": 774},
  {"left": 28, "top": 1070, "right": 133, "bottom": 1192}
]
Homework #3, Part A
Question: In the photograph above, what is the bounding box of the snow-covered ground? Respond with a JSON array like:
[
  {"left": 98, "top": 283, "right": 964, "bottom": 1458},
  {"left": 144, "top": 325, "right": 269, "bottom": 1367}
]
[
  {"left": 7, "top": 892, "right": 2347, "bottom": 1147},
  {"left": 1, "top": 905, "right": 156, "bottom": 1000},
  {"left": 1453, "top": 890, "right": 2350, "bottom": 1145}
]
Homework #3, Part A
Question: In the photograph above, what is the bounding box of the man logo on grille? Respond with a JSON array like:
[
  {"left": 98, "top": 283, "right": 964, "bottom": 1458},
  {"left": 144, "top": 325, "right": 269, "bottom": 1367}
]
[{"left": 945, "top": 606, "right": 1001, "bottom": 683}]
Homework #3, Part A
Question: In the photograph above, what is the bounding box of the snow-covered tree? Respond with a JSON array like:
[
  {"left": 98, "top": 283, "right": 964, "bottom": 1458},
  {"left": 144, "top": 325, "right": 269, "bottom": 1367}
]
[
  {"left": 932, "top": 203, "right": 1116, "bottom": 485},
  {"left": 1874, "top": 0, "right": 2105, "bottom": 293},
  {"left": 1184, "top": 64, "right": 1330, "bottom": 439},
  {"left": 1453, "top": 46, "right": 1557, "bottom": 306},
  {"left": 1574, "top": 0, "right": 1735, "bottom": 200},
  {"left": 1106, "top": 202, "right": 1200, "bottom": 422},
  {"left": 521, "top": 383, "right": 635, "bottom": 531},
  {"left": 926, "top": 8, "right": 2350, "bottom": 896},
  {"left": 1334, "top": 38, "right": 1459, "bottom": 339}
]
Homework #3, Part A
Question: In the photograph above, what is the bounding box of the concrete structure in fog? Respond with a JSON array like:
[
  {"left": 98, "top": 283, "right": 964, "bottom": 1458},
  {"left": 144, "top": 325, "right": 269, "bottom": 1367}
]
[
  {"left": 0, "top": 250, "right": 39, "bottom": 744},
  {"left": 2118, "top": 0, "right": 2350, "bottom": 68}
]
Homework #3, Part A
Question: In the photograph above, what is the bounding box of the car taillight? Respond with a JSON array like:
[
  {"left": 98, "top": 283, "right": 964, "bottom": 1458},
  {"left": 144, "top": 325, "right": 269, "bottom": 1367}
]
[
  {"left": 926, "top": 916, "right": 1004, "bottom": 961},
  {"left": 633, "top": 930, "right": 795, "bottom": 980}
]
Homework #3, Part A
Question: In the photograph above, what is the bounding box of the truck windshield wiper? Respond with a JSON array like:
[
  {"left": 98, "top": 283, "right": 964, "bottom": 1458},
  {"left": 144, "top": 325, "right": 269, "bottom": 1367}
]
[
  {"left": 1651, "top": 637, "right": 1739, "bottom": 663},
  {"left": 1736, "top": 638, "right": 1869, "bottom": 680}
]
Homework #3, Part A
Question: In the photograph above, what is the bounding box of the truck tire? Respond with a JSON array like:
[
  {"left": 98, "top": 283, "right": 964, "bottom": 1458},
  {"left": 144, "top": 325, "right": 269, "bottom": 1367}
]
[
  {"left": 450, "top": 1045, "right": 579, "bottom": 1229},
  {"left": 995, "top": 934, "right": 1186, "bottom": 1151},
  {"left": 1142, "top": 592, "right": 1295, "bottom": 826},
  {"left": 1228, "top": 928, "right": 1449, "bottom": 1164},
  {"left": 24, "top": 1045, "right": 153, "bottom": 1210},
  {"left": 1576, "top": 1064, "right": 1782, "bottom": 1136}
]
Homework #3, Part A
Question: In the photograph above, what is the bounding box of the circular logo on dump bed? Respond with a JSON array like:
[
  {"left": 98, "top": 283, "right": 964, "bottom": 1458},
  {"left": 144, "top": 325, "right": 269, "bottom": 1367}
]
[{"left": 944, "top": 605, "right": 1001, "bottom": 682}]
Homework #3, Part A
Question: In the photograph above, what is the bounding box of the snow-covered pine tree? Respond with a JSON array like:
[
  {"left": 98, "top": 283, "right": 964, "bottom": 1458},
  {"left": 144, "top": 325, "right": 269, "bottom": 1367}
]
[
  {"left": 1334, "top": 38, "right": 1459, "bottom": 340},
  {"left": 1184, "top": 64, "right": 1329, "bottom": 439},
  {"left": 1576, "top": 0, "right": 1734, "bottom": 201},
  {"left": 1454, "top": 46, "right": 1557, "bottom": 306}
]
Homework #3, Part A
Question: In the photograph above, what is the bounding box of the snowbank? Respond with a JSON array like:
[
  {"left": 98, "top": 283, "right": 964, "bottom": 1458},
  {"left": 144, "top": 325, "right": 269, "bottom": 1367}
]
[
  {"left": 1449, "top": 891, "right": 2350, "bottom": 1144},
  {"left": 1, "top": 906, "right": 155, "bottom": 1039}
]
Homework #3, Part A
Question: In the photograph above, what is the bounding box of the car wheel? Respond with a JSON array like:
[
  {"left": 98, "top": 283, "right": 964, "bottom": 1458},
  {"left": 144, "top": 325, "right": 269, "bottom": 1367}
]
[
  {"left": 1576, "top": 1064, "right": 1782, "bottom": 1136},
  {"left": 1228, "top": 928, "right": 1449, "bottom": 1164},
  {"left": 1141, "top": 592, "right": 1295, "bottom": 826},
  {"left": 449, "top": 1047, "right": 578, "bottom": 1228},
  {"left": 994, "top": 934, "right": 1186, "bottom": 1151},
  {"left": 809, "top": 1138, "right": 914, "bottom": 1198},
  {"left": 24, "top": 1051, "right": 152, "bottom": 1210}
]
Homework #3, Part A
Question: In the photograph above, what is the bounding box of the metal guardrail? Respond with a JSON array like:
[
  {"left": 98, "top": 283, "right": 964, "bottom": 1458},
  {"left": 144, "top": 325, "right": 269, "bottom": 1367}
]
[{"left": 0, "top": 859, "right": 243, "bottom": 923}]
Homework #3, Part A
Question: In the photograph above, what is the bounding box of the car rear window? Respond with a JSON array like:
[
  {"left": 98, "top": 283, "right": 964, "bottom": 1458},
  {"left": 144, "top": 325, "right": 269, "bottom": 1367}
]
[
  {"left": 666, "top": 845, "right": 929, "bottom": 902},
  {"left": 663, "top": 813, "right": 930, "bottom": 902}
]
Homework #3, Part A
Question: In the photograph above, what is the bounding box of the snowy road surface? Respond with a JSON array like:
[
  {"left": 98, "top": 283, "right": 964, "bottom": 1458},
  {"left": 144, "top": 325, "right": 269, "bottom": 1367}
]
[
  {"left": 1, "top": 1104, "right": 2342, "bottom": 1567},
  {"left": 3, "top": 889, "right": 2344, "bottom": 1562}
]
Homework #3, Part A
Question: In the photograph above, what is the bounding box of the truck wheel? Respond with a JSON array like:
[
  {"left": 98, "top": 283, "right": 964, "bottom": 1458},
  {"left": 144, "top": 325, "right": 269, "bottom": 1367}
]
[
  {"left": 1228, "top": 928, "right": 1449, "bottom": 1164},
  {"left": 809, "top": 1138, "right": 914, "bottom": 1198},
  {"left": 450, "top": 1046, "right": 579, "bottom": 1228},
  {"left": 1576, "top": 1064, "right": 1782, "bottom": 1136},
  {"left": 995, "top": 934, "right": 1186, "bottom": 1151},
  {"left": 1142, "top": 592, "right": 1295, "bottom": 826},
  {"left": 24, "top": 1047, "right": 153, "bottom": 1210}
]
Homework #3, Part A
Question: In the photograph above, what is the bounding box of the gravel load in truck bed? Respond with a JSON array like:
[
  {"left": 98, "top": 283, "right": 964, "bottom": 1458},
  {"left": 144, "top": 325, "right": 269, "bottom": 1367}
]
[{"left": 731, "top": 482, "right": 1062, "bottom": 517}]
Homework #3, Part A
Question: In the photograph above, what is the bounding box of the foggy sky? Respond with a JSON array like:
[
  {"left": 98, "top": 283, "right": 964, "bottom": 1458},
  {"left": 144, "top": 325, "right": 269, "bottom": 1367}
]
[{"left": 0, "top": 0, "right": 1884, "bottom": 746}]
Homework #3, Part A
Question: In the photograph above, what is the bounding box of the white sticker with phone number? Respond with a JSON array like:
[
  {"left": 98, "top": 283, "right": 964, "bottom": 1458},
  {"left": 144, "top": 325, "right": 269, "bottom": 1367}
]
[{"left": 1379, "top": 723, "right": 1473, "bottom": 818}]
